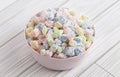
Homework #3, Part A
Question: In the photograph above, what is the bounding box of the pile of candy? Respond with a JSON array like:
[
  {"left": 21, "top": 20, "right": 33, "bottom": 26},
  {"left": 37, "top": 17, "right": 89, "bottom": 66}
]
[{"left": 25, "top": 8, "right": 95, "bottom": 59}]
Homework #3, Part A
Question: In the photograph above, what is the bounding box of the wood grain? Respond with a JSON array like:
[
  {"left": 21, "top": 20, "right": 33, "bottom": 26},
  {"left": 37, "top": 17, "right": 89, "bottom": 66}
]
[
  {"left": 79, "top": 64, "right": 113, "bottom": 77},
  {"left": 97, "top": 42, "right": 120, "bottom": 77},
  {"left": 0, "top": 0, "right": 16, "bottom": 11}
]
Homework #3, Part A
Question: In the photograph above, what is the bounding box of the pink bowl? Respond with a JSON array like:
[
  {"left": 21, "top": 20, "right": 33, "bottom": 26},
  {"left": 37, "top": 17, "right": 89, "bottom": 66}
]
[
  {"left": 27, "top": 43, "right": 85, "bottom": 70},
  {"left": 24, "top": 9, "right": 95, "bottom": 70}
]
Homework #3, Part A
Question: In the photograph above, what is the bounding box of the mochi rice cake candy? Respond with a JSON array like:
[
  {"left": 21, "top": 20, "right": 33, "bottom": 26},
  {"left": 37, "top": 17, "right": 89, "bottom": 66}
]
[{"left": 25, "top": 8, "right": 95, "bottom": 59}]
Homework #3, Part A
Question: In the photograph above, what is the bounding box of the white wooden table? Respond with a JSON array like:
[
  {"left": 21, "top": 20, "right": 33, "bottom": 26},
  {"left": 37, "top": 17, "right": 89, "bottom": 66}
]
[{"left": 0, "top": 0, "right": 120, "bottom": 77}]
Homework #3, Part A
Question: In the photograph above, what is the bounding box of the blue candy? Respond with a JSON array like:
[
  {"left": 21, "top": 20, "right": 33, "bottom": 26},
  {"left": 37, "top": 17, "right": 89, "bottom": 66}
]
[
  {"left": 74, "top": 47, "right": 82, "bottom": 56},
  {"left": 81, "top": 20, "right": 91, "bottom": 29},
  {"left": 35, "top": 23, "right": 44, "bottom": 30},
  {"left": 54, "top": 39, "right": 62, "bottom": 45},
  {"left": 43, "top": 43, "right": 49, "bottom": 50},
  {"left": 58, "top": 35, "right": 67, "bottom": 42},
  {"left": 63, "top": 47, "right": 75, "bottom": 57},
  {"left": 46, "top": 12, "right": 54, "bottom": 21},
  {"left": 73, "top": 37, "right": 82, "bottom": 43},
  {"left": 58, "top": 16, "right": 68, "bottom": 24}
]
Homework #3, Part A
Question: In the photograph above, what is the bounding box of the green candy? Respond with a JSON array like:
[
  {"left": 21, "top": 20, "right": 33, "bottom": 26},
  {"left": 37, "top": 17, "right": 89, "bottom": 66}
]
[
  {"left": 42, "top": 25, "right": 47, "bottom": 36},
  {"left": 40, "top": 49, "right": 46, "bottom": 56},
  {"left": 53, "top": 27, "right": 63, "bottom": 38},
  {"left": 87, "top": 36, "right": 94, "bottom": 42},
  {"left": 47, "top": 39, "right": 54, "bottom": 46},
  {"left": 80, "top": 35, "right": 86, "bottom": 45},
  {"left": 57, "top": 46, "right": 63, "bottom": 53}
]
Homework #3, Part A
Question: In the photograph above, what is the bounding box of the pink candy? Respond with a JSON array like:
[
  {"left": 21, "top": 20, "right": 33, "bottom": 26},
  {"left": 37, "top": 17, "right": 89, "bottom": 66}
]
[
  {"left": 45, "top": 21, "right": 54, "bottom": 27},
  {"left": 53, "top": 53, "right": 67, "bottom": 59}
]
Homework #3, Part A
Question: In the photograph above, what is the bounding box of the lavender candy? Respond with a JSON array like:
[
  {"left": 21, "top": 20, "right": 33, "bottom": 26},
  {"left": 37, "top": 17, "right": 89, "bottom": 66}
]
[
  {"left": 46, "top": 12, "right": 55, "bottom": 21},
  {"left": 43, "top": 43, "right": 49, "bottom": 50},
  {"left": 81, "top": 20, "right": 91, "bottom": 29},
  {"left": 74, "top": 47, "right": 82, "bottom": 56},
  {"left": 54, "top": 39, "right": 62, "bottom": 46},
  {"left": 58, "top": 16, "right": 68, "bottom": 24},
  {"left": 63, "top": 47, "right": 75, "bottom": 57},
  {"left": 50, "top": 44, "right": 58, "bottom": 52},
  {"left": 35, "top": 23, "right": 44, "bottom": 30},
  {"left": 73, "top": 37, "right": 82, "bottom": 43}
]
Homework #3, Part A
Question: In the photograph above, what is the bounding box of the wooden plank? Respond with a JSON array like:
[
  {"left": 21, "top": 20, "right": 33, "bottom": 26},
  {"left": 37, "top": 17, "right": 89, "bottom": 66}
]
[
  {"left": 0, "top": 0, "right": 35, "bottom": 25},
  {"left": 0, "top": 33, "right": 36, "bottom": 77},
  {"left": 0, "top": 0, "right": 16, "bottom": 11},
  {"left": 0, "top": 0, "right": 118, "bottom": 47},
  {"left": 79, "top": 64, "right": 113, "bottom": 77},
  {"left": 97, "top": 42, "right": 120, "bottom": 77},
  {"left": 0, "top": 0, "right": 67, "bottom": 47}
]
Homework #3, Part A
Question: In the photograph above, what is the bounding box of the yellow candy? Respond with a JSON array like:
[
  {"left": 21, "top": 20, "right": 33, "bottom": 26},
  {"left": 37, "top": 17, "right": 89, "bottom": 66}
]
[
  {"left": 87, "top": 35, "right": 94, "bottom": 42},
  {"left": 40, "top": 49, "right": 46, "bottom": 56},
  {"left": 75, "top": 26, "right": 84, "bottom": 36},
  {"left": 54, "top": 22, "right": 63, "bottom": 28},
  {"left": 69, "top": 40, "right": 77, "bottom": 47},
  {"left": 27, "top": 22, "right": 35, "bottom": 28},
  {"left": 69, "top": 9, "right": 75, "bottom": 16},
  {"left": 26, "top": 27, "right": 34, "bottom": 38},
  {"left": 42, "top": 26, "right": 47, "bottom": 36},
  {"left": 30, "top": 40, "right": 39, "bottom": 50}
]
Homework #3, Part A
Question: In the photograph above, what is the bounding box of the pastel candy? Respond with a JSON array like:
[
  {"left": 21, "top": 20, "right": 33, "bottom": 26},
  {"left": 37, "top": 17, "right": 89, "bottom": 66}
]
[
  {"left": 50, "top": 44, "right": 58, "bottom": 52},
  {"left": 26, "top": 8, "right": 95, "bottom": 59},
  {"left": 69, "top": 40, "right": 77, "bottom": 47},
  {"left": 46, "top": 12, "right": 54, "bottom": 21},
  {"left": 43, "top": 43, "right": 49, "bottom": 50},
  {"left": 54, "top": 22, "right": 63, "bottom": 28},
  {"left": 40, "top": 49, "right": 46, "bottom": 56},
  {"left": 56, "top": 46, "right": 63, "bottom": 53},
  {"left": 81, "top": 20, "right": 91, "bottom": 29},
  {"left": 74, "top": 47, "right": 82, "bottom": 56},
  {"left": 73, "top": 37, "right": 82, "bottom": 44},
  {"left": 47, "top": 39, "right": 54, "bottom": 46},
  {"left": 75, "top": 26, "right": 84, "bottom": 36},
  {"left": 27, "top": 22, "right": 35, "bottom": 28},
  {"left": 33, "top": 28, "right": 40, "bottom": 37},
  {"left": 35, "top": 23, "right": 44, "bottom": 30},
  {"left": 53, "top": 27, "right": 63, "bottom": 38},
  {"left": 30, "top": 40, "right": 39, "bottom": 50},
  {"left": 42, "top": 25, "right": 48, "bottom": 36},
  {"left": 45, "top": 20, "right": 54, "bottom": 27},
  {"left": 58, "top": 34, "right": 67, "bottom": 42},
  {"left": 69, "top": 9, "right": 75, "bottom": 16},
  {"left": 81, "top": 35, "right": 87, "bottom": 45},
  {"left": 63, "top": 47, "right": 75, "bottom": 57},
  {"left": 58, "top": 16, "right": 68, "bottom": 24},
  {"left": 54, "top": 39, "right": 62, "bottom": 45},
  {"left": 53, "top": 53, "right": 67, "bottom": 59},
  {"left": 26, "top": 27, "right": 33, "bottom": 38},
  {"left": 45, "top": 50, "right": 53, "bottom": 57}
]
